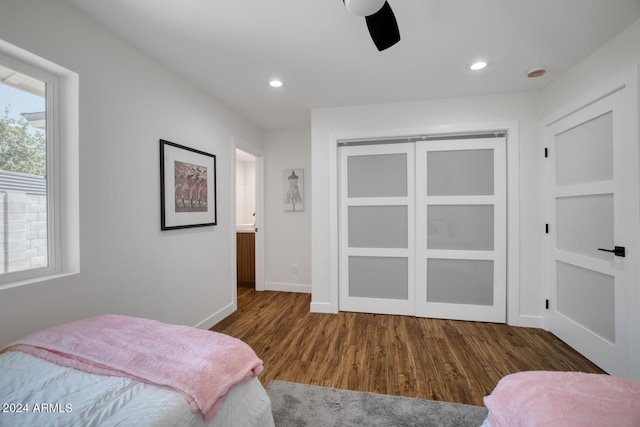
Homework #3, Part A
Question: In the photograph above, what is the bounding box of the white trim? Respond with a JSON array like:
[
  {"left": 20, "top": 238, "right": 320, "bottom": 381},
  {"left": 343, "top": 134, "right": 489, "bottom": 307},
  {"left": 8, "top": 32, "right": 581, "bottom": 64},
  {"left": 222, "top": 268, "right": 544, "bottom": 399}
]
[
  {"left": 545, "top": 85, "right": 625, "bottom": 127},
  {"left": 325, "top": 121, "right": 521, "bottom": 324},
  {"left": 265, "top": 281, "right": 311, "bottom": 293},
  {"left": 542, "top": 67, "right": 635, "bottom": 127},
  {"left": 195, "top": 301, "right": 236, "bottom": 330},
  {"left": 623, "top": 65, "right": 640, "bottom": 380},
  {"left": 58, "top": 67, "right": 80, "bottom": 277},
  {"left": 230, "top": 138, "right": 238, "bottom": 313},
  {"left": 231, "top": 138, "right": 265, "bottom": 292},
  {"left": 506, "top": 124, "right": 521, "bottom": 327},
  {"left": 254, "top": 156, "right": 265, "bottom": 291},
  {"left": 517, "top": 314, "right": 544, "bottom": 328},
  {"left": 310, "top": 301, "right": 337, "bottom": 314},
  {"left": 327, "top": 132, "right": 340, "bottom": 312},
  {"left": 623, "top": 65, "right": 640, "bottom": 381}
]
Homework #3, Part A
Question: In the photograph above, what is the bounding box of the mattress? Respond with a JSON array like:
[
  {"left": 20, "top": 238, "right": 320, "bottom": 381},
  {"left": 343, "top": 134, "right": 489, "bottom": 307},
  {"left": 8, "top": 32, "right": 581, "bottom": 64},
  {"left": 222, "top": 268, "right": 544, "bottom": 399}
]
[{"left": 0, "top": 351, "right": 274, "bottom": 427}]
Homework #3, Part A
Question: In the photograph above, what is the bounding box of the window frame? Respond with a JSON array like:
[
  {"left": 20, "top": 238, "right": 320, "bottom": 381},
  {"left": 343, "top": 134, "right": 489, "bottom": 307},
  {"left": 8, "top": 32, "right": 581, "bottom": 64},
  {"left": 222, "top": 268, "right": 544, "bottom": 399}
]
[{"left": 0, "top": 40, "right": 78, "bottom": 288}]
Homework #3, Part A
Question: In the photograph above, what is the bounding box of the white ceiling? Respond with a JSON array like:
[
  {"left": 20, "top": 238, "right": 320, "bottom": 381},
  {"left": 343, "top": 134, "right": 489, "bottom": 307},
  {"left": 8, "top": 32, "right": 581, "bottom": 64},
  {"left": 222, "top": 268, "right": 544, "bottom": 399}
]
[{"left": 64, "top": 0, "right": 640, "bottom": 131}]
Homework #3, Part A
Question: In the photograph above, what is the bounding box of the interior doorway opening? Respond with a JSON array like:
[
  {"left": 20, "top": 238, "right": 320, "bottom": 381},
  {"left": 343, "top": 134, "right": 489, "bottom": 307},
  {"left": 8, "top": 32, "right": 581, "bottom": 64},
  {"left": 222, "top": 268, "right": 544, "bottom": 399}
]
[{"left": 236, "top": 148, "right": 256, "bottom": 288}]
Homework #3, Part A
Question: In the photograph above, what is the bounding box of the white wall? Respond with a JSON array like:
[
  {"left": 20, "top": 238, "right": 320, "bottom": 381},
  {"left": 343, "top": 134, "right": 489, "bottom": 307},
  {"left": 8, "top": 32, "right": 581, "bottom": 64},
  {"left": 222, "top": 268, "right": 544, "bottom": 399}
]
[
  {"left": 0, "top": 0, "right": 262, "bottom": 346},
  {"left": 263, "top": 129, "right": 312, "bottom": 293},
  {"left": 310, "top": 93, "right": 542, "bottom": 326},
  {"left": 236, "top": 158, "right": 256, "bottom": 225},
  {"left": 541, "top": 18, "right": 640, "bottom": 117}
]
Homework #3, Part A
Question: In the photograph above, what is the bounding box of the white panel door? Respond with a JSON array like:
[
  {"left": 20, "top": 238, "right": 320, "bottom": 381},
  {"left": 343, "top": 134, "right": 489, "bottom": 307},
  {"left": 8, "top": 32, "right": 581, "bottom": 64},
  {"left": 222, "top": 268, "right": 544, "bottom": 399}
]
[
  {"left": 545, "top": 88, "right": 633, "bottom": 376},
  {"left": 339, "top": 143, "right": 415, "bottom": 315},
  {"left": 415, "top": 138, "right": 507, "bottom": 322}
]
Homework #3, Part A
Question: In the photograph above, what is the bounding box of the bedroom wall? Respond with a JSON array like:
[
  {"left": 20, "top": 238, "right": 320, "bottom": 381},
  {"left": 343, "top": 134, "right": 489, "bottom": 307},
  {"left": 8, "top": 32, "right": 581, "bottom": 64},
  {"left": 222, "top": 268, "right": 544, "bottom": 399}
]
[
  {"left": 541, "top": 17, "right": 640, "bottom": 117},
  {"left": 236, "top": 157, "right": 256, "bottom": 226},
  {"left": 263, "top": 129, "right": 312, "bottom": 292},
  {"left": 310, "top": 92, "right": 542, "bottom": 326},
  {"left": 0, "top": 0, "right": 263, "bottom": 346}
]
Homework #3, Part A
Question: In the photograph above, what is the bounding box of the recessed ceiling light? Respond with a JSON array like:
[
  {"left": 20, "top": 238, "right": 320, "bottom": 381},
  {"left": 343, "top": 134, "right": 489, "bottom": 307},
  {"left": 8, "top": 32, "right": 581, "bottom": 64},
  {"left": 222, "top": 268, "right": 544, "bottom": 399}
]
[
  {"left": 269, "top": 79, "right": 283, "bottom": 88},
  {"left": 470, "top": 61, "right": 488, "bottom": 71}
]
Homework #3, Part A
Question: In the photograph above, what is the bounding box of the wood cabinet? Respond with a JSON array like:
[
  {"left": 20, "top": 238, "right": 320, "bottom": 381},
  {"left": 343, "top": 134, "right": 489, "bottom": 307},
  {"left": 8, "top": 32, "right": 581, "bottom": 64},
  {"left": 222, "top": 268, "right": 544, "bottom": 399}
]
[{"left": 236, "top": 232, "right": 255, "bottom": 285}]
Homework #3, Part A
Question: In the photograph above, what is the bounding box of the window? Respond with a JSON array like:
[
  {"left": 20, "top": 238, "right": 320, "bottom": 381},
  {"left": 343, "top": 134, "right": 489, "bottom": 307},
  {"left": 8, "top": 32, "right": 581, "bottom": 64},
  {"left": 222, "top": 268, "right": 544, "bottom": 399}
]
[{"left": 0, "top": 40, "right": 79, "bottom": 286}]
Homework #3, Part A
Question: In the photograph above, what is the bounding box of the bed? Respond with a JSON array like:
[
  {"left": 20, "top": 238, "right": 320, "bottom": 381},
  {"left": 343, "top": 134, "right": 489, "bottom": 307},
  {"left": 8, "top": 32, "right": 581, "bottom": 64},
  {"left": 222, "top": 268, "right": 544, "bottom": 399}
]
[
  {"left": 0, "top": 314, "right": 275, "bottom": 427},
  {"left": 482, "top": 371, "right": 640, "bottom": 427}
]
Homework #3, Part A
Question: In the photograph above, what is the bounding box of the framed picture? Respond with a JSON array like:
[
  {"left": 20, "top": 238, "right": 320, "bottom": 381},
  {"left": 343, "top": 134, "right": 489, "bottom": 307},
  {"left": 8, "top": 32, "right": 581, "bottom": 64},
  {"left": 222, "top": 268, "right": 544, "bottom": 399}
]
[
  {"left": 160, "top": 139, "right": 217, "bottom": 230},
  {"left": 283, "top": 168, "right": 304, "bottom": 212}
]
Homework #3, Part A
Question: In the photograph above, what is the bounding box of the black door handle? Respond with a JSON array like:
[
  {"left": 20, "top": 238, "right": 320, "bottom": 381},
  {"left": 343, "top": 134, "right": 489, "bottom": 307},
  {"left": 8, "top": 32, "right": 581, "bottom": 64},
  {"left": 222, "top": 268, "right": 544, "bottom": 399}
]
[{"left": 598, "top": 246, "right": 626, "bottom": 257}]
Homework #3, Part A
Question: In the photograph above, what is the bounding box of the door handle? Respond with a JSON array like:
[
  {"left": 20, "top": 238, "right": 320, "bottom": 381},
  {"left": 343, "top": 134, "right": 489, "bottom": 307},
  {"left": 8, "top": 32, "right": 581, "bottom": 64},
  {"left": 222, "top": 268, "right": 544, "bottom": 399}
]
[{"left": 598, "top": 246, "right": 626, "bottom": 257}]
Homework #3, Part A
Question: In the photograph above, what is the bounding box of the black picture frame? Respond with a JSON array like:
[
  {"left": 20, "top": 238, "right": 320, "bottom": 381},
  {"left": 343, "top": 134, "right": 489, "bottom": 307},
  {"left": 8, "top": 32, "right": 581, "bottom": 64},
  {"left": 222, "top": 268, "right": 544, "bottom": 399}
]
[{"left": 160, "top": 139, "right": 217, "bottom": 230}]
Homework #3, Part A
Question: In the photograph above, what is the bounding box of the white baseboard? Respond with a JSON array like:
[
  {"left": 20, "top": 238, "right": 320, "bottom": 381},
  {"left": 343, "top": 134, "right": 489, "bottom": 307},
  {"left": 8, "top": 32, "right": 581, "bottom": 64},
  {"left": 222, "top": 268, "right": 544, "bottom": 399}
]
[
  {"left": 510, "top": 314, "right": 543, "bottom": 329},
  {"left": 195, "top": 301, "right": 236, "bottom": 330},
  {"left": 310, "top": 301, "right": 338, "bottom": 314},
  {"left": 265, "top": 281, "right": 311, "bottom": 294}
]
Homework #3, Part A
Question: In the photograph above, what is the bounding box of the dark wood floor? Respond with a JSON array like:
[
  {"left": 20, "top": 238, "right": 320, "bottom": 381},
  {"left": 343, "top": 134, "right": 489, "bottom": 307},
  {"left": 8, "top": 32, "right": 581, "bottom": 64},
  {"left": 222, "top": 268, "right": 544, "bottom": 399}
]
[{"left": 211, "top": 287, "right": 604, "bottom": 406}]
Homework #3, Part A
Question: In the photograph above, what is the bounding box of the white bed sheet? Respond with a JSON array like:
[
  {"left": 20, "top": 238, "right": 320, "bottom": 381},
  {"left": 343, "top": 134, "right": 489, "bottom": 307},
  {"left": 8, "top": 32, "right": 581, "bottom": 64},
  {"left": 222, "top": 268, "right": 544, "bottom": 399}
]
[{"left": 0, "top": 351, "right": 274, "bottom": 427}]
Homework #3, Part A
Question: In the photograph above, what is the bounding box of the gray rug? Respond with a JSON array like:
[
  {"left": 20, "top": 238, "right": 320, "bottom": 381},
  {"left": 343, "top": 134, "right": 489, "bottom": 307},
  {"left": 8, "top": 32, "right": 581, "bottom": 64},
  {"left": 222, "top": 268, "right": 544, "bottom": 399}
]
[{"left": 266, "top": 380, "right": 488, "bottom": 427}]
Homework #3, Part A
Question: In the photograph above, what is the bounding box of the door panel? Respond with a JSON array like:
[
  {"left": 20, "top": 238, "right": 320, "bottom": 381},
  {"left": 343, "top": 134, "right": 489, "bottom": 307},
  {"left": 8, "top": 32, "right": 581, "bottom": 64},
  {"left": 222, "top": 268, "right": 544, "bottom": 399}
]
[
  {"left": 545, "top": 89, "right": 629, "bottom": 376},
  {"left": 426, "top": 149, "right": 494, "bottom": 195},
  {"left": 426, "top": 258, "right": 494, "bottom": 306},
  {"left": 556, "top": 261, "right": 615, "bottom": 343},
  {"left": 348, "top": 205, "right": 408, "bottom": 248},
  {"left": 427, "top": 205, "right": 494, "bottom": 250},
  {"left": 339, "top": 144, "right": 415, "bottom": 315},
  {"left": 347, "top": 153, "right": 408, "bottom": 197},
  {"left": 349, "top": 256, "right": 409, "bottom": 299},
  {"left": 416, "top": 138, "right": 506, "bottom": 322},
  {"left": 555, "top": 112, "right": 613, "bottom": 186},
  {"left": 556, "top": 194, "right": 613, "bottom": 261}
]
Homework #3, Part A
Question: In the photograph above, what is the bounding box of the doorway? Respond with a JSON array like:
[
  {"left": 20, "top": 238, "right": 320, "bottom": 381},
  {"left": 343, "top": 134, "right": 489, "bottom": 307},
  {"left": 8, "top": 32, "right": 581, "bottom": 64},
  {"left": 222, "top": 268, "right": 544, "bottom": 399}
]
[
  {"left": 543, "top": 76, "right": 639, "bottom": 377},
  {"left": 235, "top": 148, "right": 263, "bottom": 290}
]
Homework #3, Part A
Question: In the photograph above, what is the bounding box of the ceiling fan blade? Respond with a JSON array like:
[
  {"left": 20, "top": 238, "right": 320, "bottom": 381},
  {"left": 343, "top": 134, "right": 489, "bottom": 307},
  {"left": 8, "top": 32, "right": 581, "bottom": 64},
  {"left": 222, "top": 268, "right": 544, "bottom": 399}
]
[{"left": 365, "top": 1, "right": 400, "bottom": 51}]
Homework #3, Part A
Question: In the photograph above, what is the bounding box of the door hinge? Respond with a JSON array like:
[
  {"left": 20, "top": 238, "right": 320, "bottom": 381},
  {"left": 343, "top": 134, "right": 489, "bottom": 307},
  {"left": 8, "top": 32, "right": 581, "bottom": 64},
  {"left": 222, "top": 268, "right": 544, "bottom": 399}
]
[
  {"left": 544, "top": 147, "right": 549, "bottom": 158},
  {"left": 545, "top": 299, "right": 549, "bottom": 310},
  {"left": 545, "top": 223, "right": 549, "bottom": 234}
]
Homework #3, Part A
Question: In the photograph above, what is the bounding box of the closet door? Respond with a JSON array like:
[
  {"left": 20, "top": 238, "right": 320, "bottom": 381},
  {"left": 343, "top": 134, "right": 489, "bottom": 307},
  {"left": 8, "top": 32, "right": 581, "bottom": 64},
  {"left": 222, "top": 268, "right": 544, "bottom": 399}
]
[
  {"left": 339, "top": 143, "right": 415, "bottom": 315},
  {"left": 415, "top": 138, "right": 506, "bottom": 322}
]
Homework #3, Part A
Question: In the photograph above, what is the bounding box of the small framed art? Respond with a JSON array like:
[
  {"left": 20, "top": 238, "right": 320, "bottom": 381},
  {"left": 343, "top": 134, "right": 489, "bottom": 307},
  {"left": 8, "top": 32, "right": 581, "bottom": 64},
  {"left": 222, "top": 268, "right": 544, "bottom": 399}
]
[
  {"left": 283, "top": 168, "right": 304, "bottom": 212},
  {"left": 160, "top": 139, "right": 217, "bottom": 230}
]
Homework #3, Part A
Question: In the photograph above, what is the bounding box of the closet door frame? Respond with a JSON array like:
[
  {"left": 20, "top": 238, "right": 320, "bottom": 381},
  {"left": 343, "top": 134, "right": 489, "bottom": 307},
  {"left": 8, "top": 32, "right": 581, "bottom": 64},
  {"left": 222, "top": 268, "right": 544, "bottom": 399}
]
[{"left": 329, "top": 121, "right": 521, "bottom": 325}]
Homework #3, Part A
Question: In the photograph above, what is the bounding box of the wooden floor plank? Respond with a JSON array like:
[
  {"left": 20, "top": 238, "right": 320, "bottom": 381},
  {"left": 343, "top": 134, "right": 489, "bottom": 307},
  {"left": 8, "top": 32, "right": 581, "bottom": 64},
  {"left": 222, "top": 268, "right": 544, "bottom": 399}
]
[{"left": 211, "top": 288, "right": 605, "bottom": 406}]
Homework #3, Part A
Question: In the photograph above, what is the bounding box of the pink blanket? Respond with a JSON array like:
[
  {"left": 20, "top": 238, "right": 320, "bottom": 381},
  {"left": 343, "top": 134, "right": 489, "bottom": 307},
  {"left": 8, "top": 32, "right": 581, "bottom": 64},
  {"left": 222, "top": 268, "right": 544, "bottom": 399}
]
[
  {"left": 484, "top": 371, "right": 640, "bottom": 427},
  {"left": 0, "top": 314, "right": 263, "bottom": 421}
]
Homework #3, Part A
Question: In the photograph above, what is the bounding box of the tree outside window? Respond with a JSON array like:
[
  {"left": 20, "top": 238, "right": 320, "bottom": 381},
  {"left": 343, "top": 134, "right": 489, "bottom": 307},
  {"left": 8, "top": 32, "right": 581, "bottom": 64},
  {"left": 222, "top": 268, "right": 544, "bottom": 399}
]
[{"left": 0, "top": 105, "right": 46, "bottom": 176}]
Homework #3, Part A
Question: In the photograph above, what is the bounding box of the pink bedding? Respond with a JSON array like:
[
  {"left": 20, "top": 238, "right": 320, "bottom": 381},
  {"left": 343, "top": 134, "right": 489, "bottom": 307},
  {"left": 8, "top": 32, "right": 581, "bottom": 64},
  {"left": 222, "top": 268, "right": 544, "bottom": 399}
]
[
  {"left": 0, "top": 314, "right": 263, "bottom": 421},
  {"left": 484, "top": 371, "right": 640, "bottom": 427}
]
